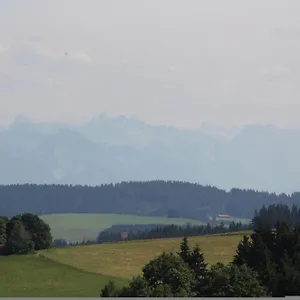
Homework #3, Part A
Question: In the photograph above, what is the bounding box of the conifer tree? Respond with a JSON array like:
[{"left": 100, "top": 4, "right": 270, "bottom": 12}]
[
  {"left": 177, "top": 237, "right": 191, "bottom": 264},
  {"left": 233, "top": 235, "right": 251, "bottom": 266},
  {"left": 189, "top": 245, "right": 208, "bottom": 279}
]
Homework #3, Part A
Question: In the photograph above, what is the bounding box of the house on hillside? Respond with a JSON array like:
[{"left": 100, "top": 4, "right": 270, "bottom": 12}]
[{"left": 120, "top": 232, "right": 128, "bottom": 240}]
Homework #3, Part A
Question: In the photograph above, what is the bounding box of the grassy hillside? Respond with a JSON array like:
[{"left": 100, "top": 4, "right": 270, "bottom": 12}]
[
  {"left": 42, "top": 232, "right": 248, "bottom": 279},
  {"left": 0, "top": 232, "right": 248, "bottom": 296},
  {"left": 40, "top": 213, "right": 203, "bottom": 242},
  {"left": 0, "top": 254, "right": 127, "bottom": 297}
]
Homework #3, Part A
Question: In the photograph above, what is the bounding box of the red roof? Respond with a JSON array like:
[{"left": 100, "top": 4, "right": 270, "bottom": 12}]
[{"left": 120, "top": 232, "right": 128, "bottom": 239}]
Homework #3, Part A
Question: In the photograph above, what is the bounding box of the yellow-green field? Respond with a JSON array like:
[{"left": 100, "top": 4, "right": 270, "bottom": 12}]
[
  {"left": 0, "top": 232, "right": 250, "bottom": 296},
  {"left": 40, "top": 213, "right": 203, "bottom": 243},
  {"left": 41, "top": 232, "right": 248, "bottom": 279}
]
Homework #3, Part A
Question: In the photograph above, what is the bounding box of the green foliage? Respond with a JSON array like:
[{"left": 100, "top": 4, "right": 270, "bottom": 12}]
[
  {"left": 100, "top": 247, "right": 196, "bottom": 297},
  {"left": 252, "top": 203, "right": 300, "bottom": 228},
  {"left": 118, "top": 276, "right": 151, "bottom": 297},
  {"left": 0, "top": 216, "right": 8, "bottom": 223},
  {"left": 151, "top": 283, "right": 173, "bottom": 297},
  {"left": 2, "top": 182, "right": 300, "bottom": 222},
  {"left": 233, "top": 219, "right": 300, "bottom": 296},
  {"left": 142, "top": 252, "right": 195, "bottom": 296},
  {"left": 177, "top": 237, "right": 191, "bottom": 262},
  {"left": 4, "top": 213, "right": 52, "bottom": 255},
  {"left": 0, "top": 218, "right": 6, "bottom": 244},
  {"left": 52, "top": 238, "right": 68, "bottom": 247},
  {"left": 273, "top": 251, "right": 300, "bottom": 296},
  {"left": 100, "top": 237, "right": 268, "bottom": 297},
  {"left": 177, "top": 238, "right": 209, "bottom": 295},
  {"left": 4, "top": 220, "right": 34, "bottom": 255},
  {"left": 205, "top": 263, "right": 267, "bottom": 297},
  {"left": 11, "top": 213, "right": 52, "bottom": 250},
  {"left": 189, "top": 245, "right": 208, "bottom": 279},
  {"left": 233, "top": 235, "right": 251, "bottom": 265},
  {"left": 100, "top": 280, "right": 121, "bottom": 297}
]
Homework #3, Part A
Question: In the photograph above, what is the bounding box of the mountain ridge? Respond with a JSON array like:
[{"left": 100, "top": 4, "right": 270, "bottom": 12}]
[{"left": 1, "top": 114, "right": 300, "bottom": 193}]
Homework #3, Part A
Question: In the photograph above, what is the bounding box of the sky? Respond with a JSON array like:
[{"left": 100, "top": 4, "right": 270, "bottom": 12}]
[{"left": 0, "top": 0, "right": 300, "bottom": 129}]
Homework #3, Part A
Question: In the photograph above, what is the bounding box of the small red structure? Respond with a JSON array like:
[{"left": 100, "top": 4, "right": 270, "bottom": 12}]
[
  {"left": 0, "top": 244, "right": 5, "bottom": 249},
  {"left": 120, "top": 232, "right": 128, "bottom": 240}
]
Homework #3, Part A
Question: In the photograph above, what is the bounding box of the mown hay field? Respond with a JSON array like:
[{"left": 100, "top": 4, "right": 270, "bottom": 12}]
[{"left": 42, "top": 232, "right": 250, "bottom": 279}]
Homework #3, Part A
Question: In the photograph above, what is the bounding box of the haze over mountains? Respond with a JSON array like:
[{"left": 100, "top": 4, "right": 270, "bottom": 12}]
[{"left": 1, "top": 114, "right": 299, "bottom": 193}]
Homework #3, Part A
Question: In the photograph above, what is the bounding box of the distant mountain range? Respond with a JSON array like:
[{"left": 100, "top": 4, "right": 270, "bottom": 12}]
[{"left": 1, "top": 114, "right": 300, "bottom": 193}]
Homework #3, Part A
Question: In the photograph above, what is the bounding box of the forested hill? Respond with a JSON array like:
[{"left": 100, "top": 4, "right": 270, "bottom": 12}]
[{"left": 1, "top": 181, "right": 300, "bottom": 220}]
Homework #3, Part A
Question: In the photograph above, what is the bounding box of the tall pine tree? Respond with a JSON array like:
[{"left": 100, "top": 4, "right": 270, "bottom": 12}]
[{"left": 177, "top": 237, "right": 191, "bottom": 264}]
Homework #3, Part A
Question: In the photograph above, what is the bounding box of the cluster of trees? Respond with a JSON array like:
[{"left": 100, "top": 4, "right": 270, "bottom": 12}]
[
  {"left": 0, "top": 213, "right": 52, "bottom": 255},
  {"left": 233, "top": 220, "right": 300, "bottom": 296},
  {"left": 101, "top": 204, "right": 300, "bottom": 297},
  {"left": 1, "top": 181, "right": 300, "bottom": 220},
  {"left": 253, "top": 203, "right": 300, "bottom": 228},
  {"left": 97, "top": 221, "right": 252, "bottom": 244},
  {"left": 100, "top": 237, "right": 267, "bottom": 297}
]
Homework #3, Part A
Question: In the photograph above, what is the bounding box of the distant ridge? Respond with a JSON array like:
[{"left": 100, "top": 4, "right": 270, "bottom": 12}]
[
  {"left": 0, "top": 181, "right": 300, "bottom": 219},
  {"left": 0, "top": 114, "right": 300, "bottom": 192}
]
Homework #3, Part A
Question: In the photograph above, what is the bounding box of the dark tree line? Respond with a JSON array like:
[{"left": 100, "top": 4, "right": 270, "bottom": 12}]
[
  {"left": 234, "top": 221, "right": 300, "bottom": 296},
  {"left": 0, "top": 213, "right": 52, "bottom": 255},
  {"left": 1, "top": 181, "right": 300, "bottom": 220},
  {"left": 97, "top": 221, "right": 252, "bottom": 244},
  {"left": 252, "top": 203, "right": 300, "bottom": 228},
  {"left": 54, "top": 221, "right": 251, "bottom": 247}
]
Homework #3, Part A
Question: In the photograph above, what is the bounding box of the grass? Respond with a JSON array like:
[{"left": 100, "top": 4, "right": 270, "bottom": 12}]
[
  {"left": 0, "top": 254, "right": 127, "bottom": 297},
  {"left": 40, "top": 213, "right": 203, "bottom": 242},
  {"left": 42, "top": 232, "right": 249, "bottom": 279},
  {"left": 216, "top": 217, "right": 251, "bottom": 224},
  {"left": 0, "top": 232, "right": 250, "bottom": 296}
]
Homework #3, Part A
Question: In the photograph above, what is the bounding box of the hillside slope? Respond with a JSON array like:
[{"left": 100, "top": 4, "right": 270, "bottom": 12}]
[
  {"left": 41, "top": 232, "right": 246, "bottom": 279},
  {"left": 0, "top": 254, "right": 126, "bottom": 297},
  {"left": 41, "top": 213, "right": 203, "bottom": 242}
]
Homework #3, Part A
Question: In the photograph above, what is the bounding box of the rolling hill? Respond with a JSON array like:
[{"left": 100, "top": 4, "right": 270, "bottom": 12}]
[
  {"left": 40, "top": 213, "right": 203, "bottom": 242},
  {"left": 0, "top": 232, "right": 246, "bottom": 296},
  {"left": 41, "top": 232, "right": 246, "bottom": 279},
  {"left": 0, "top": 254, "right": 127, "bottom": 297}
]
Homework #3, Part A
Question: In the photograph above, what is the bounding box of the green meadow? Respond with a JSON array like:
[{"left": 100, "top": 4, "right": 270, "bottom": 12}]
[{"left": 40, "top": 213, "right": 203, "bottom": 242}]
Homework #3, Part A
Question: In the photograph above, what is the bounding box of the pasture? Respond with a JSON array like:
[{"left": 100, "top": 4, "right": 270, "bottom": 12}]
[
  {"left": 0, "top": 254, "right": 127, "bottom": 297},
  {"left": 40, "top": 213, "right": 203, "bottom": 242},
  {"left": 41, "top": 232, "right": 248, "bottom": 279},
  {"left": 0, "top": 232, "right": 249, "bottom": 296},
  {"left": 216, "top": 217, "right": 251, "bottom": 224}
]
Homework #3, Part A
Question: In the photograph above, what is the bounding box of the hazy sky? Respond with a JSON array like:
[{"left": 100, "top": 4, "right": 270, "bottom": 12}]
[{"left": 1, "top": 0, "right": 300, "bottom": 129}]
